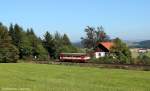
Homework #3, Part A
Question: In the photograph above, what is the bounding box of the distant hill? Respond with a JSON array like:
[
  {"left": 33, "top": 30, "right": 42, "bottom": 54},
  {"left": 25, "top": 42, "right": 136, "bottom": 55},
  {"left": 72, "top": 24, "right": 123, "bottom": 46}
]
[
  {"left": 137, "top": 40, "right": 150, "bottom": 48},
  {"left": 72, "top": 41, "right": 83, "bottom": 48},
  {"left": 124, "top": 40, "right": 138, "bottom": 47},
  {"left": 73, "top": 40, "right": 150, "bottom": 48},
  {"left": 127, "top": 40, "right": 150, "bottom": 48}
]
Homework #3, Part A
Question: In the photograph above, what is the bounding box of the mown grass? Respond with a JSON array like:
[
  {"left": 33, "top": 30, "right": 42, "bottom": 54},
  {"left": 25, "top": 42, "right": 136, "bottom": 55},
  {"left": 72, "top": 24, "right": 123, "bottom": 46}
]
[{"left": 0, "top": 63, "right": 150, "bottom": 91}]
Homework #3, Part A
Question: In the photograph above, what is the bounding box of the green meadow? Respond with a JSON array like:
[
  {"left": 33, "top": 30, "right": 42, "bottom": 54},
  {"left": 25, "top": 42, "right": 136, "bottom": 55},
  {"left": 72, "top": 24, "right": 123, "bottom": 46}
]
[{"left": 0, "top": 63, "right": 150, "bottom": 91}]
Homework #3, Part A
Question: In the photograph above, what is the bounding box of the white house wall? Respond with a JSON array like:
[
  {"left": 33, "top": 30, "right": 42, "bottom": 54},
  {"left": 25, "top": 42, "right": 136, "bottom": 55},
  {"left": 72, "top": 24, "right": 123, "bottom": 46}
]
[{"left": 95, "top": 52, "right": 105, "bottom": 58}]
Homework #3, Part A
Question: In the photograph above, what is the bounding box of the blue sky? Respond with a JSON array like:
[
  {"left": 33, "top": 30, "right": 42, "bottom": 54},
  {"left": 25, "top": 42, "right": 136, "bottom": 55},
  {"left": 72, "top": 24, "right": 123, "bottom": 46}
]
[{"left": 0, "top": 0, "right": 150, "bottom": 42}]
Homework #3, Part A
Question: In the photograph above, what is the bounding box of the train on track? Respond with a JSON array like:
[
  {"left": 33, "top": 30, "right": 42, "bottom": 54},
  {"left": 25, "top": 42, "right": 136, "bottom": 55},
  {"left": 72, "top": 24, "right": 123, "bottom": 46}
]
[{"left": 59, "top": 53, "right": 91, "bottom": 62}]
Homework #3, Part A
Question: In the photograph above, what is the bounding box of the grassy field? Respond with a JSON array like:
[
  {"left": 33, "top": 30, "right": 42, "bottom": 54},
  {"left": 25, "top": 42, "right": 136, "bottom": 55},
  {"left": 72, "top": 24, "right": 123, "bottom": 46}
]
[{"left": 0, "top": 63, "right": 150, "bottom": 91}]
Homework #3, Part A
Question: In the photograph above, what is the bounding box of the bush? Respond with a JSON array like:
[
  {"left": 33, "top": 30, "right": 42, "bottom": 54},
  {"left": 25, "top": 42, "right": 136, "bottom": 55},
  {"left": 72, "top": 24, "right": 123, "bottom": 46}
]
[
  {"left": 37, "top": 55, "right": 49, "bottom": 61},
  {"left": 110, "top": 38, "right": 132, "bottom": 64},
  {"left": 90, "top": 53, "right": 132, "bottom": 64},
  {"left": 90, "top": 56, "right": 115, "bottom": 64},
  {"left": 0, "top": 45, "right": 19, "bottom": 63},
  {"left": 137, "top": 54, "right": 150, "bottom": 65}
]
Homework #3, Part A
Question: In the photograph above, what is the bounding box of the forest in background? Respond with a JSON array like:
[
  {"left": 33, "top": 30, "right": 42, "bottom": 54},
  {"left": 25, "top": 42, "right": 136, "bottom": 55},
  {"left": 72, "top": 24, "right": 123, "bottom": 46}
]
[{"left": 0, "top": 22, "right": 82, "bottom": 63}]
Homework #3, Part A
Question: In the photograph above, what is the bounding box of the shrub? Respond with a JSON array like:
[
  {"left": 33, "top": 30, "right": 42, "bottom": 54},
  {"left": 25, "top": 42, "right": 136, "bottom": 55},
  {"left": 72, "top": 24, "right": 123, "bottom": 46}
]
[
  {"left": 110, "top": 38, "right": 132, "bottom": 64},
  {"left": 90, "top": 56, "right": 114, "bottom": 64},
  {"left": 137, "top": 54, "right": 150, "bottom": 65}
]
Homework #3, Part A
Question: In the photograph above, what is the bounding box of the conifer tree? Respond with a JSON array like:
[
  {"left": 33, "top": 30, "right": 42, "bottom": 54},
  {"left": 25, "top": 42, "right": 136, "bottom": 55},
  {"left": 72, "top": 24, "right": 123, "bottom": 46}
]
[
  {"left": 0, "top": 23, "right": 19, "bottom": 63},
  {"left": 27, "top": 29, "right": 48, "bottom": 60},
  {"left": 43, "top": 31, "right": 56, "bottom": 58},
  {"left": 62, "top": 34, "right": 71, "bottom": 45}
]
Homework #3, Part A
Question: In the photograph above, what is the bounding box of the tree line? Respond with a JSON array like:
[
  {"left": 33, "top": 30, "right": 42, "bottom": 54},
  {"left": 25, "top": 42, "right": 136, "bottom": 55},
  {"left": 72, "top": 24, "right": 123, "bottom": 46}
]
[
  {"left": 0, "top": 22, "right": 80, "bottom": 63},
  {"left": 1, "top": 22, "right": 149, "bottom": 65}
]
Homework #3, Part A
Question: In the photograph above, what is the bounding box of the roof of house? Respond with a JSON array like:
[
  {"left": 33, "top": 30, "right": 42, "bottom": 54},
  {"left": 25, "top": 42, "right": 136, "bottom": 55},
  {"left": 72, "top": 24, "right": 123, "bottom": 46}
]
[{"left": 97, "top": 42, "right": 113, "bottom": 50}]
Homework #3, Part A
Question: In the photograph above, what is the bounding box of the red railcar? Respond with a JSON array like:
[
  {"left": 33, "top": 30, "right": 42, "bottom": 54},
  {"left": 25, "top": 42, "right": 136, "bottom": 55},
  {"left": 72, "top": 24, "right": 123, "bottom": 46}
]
[{"left": 59, "top": 53, "right": 91, "bottom": 62}]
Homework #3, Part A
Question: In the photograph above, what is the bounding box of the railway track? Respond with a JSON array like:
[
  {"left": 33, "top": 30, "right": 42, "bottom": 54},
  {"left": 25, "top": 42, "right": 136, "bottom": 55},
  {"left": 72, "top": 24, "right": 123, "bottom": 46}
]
[{"left": 52, "top": 61, "right": 150, "bottom": 71}]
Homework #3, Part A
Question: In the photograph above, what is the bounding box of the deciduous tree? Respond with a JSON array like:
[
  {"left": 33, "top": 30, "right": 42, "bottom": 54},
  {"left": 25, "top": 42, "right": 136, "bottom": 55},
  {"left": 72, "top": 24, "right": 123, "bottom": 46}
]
[{"left": 81, "top": 26, "right": 110, "bottom": 49}]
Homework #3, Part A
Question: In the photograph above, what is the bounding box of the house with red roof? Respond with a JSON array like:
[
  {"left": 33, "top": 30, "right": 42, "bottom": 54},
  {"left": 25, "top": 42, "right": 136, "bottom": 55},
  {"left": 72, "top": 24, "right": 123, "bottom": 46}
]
[{"left": 94, "top": 42, "right": 113, "bottom": 58}]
